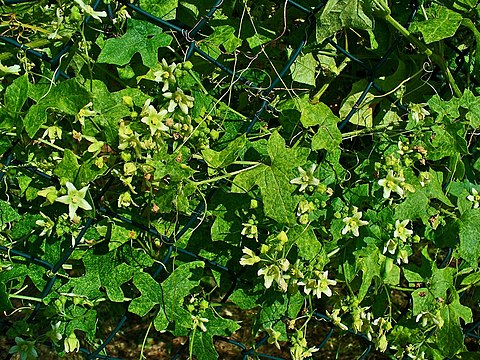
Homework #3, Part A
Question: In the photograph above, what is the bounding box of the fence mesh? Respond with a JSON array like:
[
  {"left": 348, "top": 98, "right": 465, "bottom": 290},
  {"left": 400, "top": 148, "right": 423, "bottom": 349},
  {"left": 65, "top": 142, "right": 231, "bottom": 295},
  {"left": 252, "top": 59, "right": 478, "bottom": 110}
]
[{"left": 1, "top": 0, "right": 479, "bottom": 359}]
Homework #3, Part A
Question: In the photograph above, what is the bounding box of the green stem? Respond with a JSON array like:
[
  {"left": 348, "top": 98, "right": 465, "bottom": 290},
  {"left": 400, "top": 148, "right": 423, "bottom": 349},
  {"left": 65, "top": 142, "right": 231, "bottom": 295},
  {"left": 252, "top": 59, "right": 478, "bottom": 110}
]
[
  {"left": 191, "top": 163, "right": 261, "bottom": 186},
  {"left": 384, "top": 14, "right": 432, "bottom": 56},
  {"left": 36, "top": 138, "right": 81, "bottom": 158},
  {"left": 389, "top": 285, "right": 415, "bottom": 292},
  {"left": 9, "top": 294, "right": 43, "bottom": 302},
  {"left": 383, "top": 13, "right": 462, "bottom": 97},
  {"left": 342, "top": 123, "right": 392, "bottom": 139}
]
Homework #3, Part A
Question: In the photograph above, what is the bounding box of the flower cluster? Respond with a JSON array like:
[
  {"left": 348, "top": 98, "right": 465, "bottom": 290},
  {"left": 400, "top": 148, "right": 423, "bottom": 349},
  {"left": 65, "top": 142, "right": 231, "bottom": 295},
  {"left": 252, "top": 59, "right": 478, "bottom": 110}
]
[
  {"left": 187, "top": 296, "right": 210, "bottom": 333},
  {"left": 383, "top": 219, "right": 415, "bottom": 264},
  {"left": 240, "top": 232, "right": 337, "bottom": 299}
]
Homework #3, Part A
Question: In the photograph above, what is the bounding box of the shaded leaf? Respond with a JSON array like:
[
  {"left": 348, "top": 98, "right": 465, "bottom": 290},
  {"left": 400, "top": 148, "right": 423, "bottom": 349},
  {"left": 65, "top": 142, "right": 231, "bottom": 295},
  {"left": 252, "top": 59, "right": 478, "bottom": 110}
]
[{"left": 458, "top": 209, "right": 480, "bottom": 267}]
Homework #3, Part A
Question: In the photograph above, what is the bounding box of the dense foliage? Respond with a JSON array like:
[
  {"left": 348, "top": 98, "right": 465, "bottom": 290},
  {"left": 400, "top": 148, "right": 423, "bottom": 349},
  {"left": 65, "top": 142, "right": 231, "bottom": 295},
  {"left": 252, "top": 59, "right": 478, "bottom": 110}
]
[{"left": 1, "top": 0, "right": 479, "bottom": 359}]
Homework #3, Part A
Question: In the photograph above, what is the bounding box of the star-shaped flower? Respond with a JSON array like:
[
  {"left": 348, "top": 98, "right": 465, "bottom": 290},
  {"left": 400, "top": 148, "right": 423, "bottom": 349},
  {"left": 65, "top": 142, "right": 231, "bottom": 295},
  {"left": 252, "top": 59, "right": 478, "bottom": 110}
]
[
  {"left": 239, "top": 247, "right": 261, "bottom": 266},
  {"left": 394, "top": 219, "right": 413, "bottom": 241},
  {"left": 378, "top": 170, "right": 405, "bottom": 199},
  {"left": 410, "top": 103, "right": 430, "bottom": 123},
  {"left": 342, "top": 206, "right": 368, "bottom": 237},
  {"left": 298, "top": 270, "right": 336, "bottom": 299},
  {"left": 56, "top": 182, "right": 92, "bottom": 220},
  {"left": 154, "top": 59, "right": 177, "bottom": 92},
  {"left": 140, "top": 99, "right": 169, "bottom": 136},
  {"left": 163, "top": 88, "right": 194, "bottom": 114},
  {"left": 290, "top": 164, "right": 320, "bottom": 192}
]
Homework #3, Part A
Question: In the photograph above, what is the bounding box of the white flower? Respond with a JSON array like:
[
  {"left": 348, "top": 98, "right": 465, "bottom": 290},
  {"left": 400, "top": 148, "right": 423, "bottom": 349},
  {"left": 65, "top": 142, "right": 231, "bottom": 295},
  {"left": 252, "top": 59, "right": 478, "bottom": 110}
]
[
  {"left": 75, "top": 102, "right": 96, "bottom": 126},
  {"left": 56, "top": 182, "right": 92, "bottom": 220},
  {"left": 342, "top": 206, "right": 368, "bottom": 237},
  {"left": 298, "top": 270, "right": 336, "bottom": 299},
  {"left": 0, "top": 61, "right": 21, "bottom": 76},
  {"left": 378, "top": 170, "right": 405, "bottom": 198},
  {"left": 239, "top": 247, "right": 261, "bottom": 266},
  {"left": 46, "top": 321, "right": 62, "bottom": 345},
  {"left": 410, "top": 103, "right": 430, "bottom": 123},
  {"left": 192, "top": 315, "right": 209, "bottom": 332},
  {"left": 163, "top": 88, "right": 194, "bottom": 114},
  {"left": 35, "top": 212, "right": 55, "bottom": 237},
  {"left": 326, "top": 309, "right": 348, "bottom": 331},
  {"left": 394, "top": 219, "right": 413, "bottom": 241},
  {"left": 74, "top": 0, "right": 107, "bottom": 21},
  {"left": 290, "top": 164, "right": 320, "bottom": 192},
  {"left": 64, "top": 333, "right": 80, "bottom": 353},
  {"left": 154, "top": 59, "right": 177, "bottom": 92},
  {"left": 383, "top": 238, "right": 397, "bottom": 255},
  {"left": 467, "top": 188, "right": 480, "bottom": 208},
  {"left": 140, "top": 99, "right": 169, "bottom": 136}
]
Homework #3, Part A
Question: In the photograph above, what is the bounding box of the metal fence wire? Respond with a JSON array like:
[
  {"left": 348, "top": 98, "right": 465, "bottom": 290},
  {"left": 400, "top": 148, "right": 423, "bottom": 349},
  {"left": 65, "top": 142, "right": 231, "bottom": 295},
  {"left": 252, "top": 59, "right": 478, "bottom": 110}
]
[{"left": 0, "top": 0, "right": 479, "bottom": 359}]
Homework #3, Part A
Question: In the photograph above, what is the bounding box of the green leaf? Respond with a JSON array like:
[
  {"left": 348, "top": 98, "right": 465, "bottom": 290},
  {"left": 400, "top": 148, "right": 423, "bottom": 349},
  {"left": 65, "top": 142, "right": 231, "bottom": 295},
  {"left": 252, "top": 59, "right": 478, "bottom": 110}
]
[
  {"left": 139, "top": 0, "right": 178, "bottom": 20},
  {"left": 403, "top": 247, "right": 433, "bottom": 284},
  {"left": 109, "top": 223, "right": 135, "bottom": 251},
  {"left": 460, "top": 89, "right": 480, "bottom": 128},
  {"left": 229, "top": 284, "right": 263, "bottom": 310},
  {"left": 428, "top": 95, "right": 460, "bottom": 122},
  {"left": 54, "top": 149, "right": 80, "bottom": 184},
  {"left": 232, "top": 132, "right": 309, "bottom": 225},
  {"left": 206, "top": 25, "right": 243, "bottom": 54},
  {"left": 4, "top": 74, "right": 28, "bottom": 122},
  {"left": 423, "top": 169, "right": 454, "bottom": 207},
  {"left": 316, "top": 0, "right": 373, "bottom": 41},
  {"left": 395, "top": 189, "right": 431, "bottom": 224},
  {"left": 129, "top": 272, "right": 163, "bottom": 316},
  {"left": 409, "top": 6, "right": 463, "bottom": 44},
  {"left": 65, "top": 307, "right": 97, "bottom": 339},
  {"left": 154, "top": 261, "right": 204, "bottom": 332},
  {"left": 77, "top": 156, "right": 107, "bottom": 186},
  {"left": 287, "top": 225, "right": 323, "bottom": 261},
  {"left": 354, "top": 244, "right": 382, "bottom": 301},
  {"left": 0, "top": 200, "right": 21, "bottom": 227},
  {"left": 426, "top": 124, "right": 468, "bottom": 160},
  {"left": 90, "top": 81, "right": 149, "bottom": 147},
  {"left": 436, "top": 292, "right": 472, "bottom": 357},
  {"left": 0, "top": 266, "right": 29, "bottom": 311},
  {"left": 246, "top": 27, "right": 276, "bottom": 50},
  {"left": 202, "top": 135, "right": 246, "bottom": 169},
  {"left": 210, "top": 192, "right": 247, "bottom": 244},
  {"left": 292, "top": 53, "right": 317, "bottom": 86},
  {"left": 60, "top": 251, "right": 134, "bottom": 302},
  {"left": 458, "top": 209, "right": 480, "bottom": 267},
  {"left": 460, "top": 270, "right": 480, "bottom": 286},
  {"left": 293, "top": 96, "right": 342, "bottom": 152},
  {"left": 97, "top": 19, "right": 172, "bottom": 67},
  {"left": 23, "top": 79, "right": 91, "bottom": 138},
  {"left": 412, "top": 265, "right": 454, "bottom": 315},
  {"left": 191, "top": 308, "right": 240, "bottom": 360}
]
